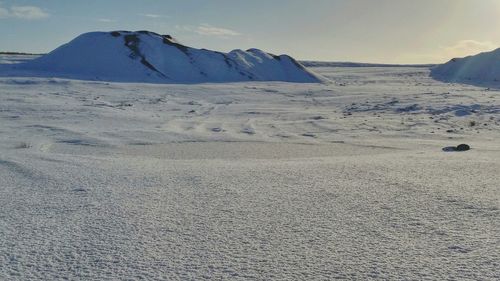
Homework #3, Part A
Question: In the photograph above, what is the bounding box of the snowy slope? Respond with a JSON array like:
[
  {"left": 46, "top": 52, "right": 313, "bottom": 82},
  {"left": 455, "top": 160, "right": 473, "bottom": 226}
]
[
  {"left": 1, "top": 65, "right": 500, "bottom": 280},
  {"left": 431, "top": 48, "right": 500, "bottom": 85},
  {"left": 1, "top": 31, "right": 324, "bottom": 83}
]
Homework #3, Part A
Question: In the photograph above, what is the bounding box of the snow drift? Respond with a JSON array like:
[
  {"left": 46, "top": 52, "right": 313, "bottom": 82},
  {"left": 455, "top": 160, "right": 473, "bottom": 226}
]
[
  {"left": 2, "top": 31, "right": 324, "bottom": 83},
  {"left": 431, "top": 48, "right": 500, "bottom": 86}
]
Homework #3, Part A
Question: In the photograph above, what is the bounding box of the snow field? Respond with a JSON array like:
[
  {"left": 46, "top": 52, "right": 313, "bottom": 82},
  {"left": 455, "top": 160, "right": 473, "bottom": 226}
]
[{"left": 0, "top": 60, "right": 499, "bottom": 279}]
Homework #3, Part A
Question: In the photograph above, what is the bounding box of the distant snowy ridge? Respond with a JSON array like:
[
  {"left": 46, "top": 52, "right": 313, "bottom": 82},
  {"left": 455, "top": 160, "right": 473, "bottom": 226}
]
[
  {"left": 431, "top": 48, "right": 500, "bottom": 85},
  {"left": 1, "top": 31, "right": 324, "bottom": 83},
  {"left": 302, "top": 61, "right": 435, "bottom": 68}
]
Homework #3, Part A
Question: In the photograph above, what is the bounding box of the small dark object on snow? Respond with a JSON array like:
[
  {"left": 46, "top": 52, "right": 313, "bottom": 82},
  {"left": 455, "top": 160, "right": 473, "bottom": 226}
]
[{"left": 442, "top": 144, "right": 471, "bottom": 152}]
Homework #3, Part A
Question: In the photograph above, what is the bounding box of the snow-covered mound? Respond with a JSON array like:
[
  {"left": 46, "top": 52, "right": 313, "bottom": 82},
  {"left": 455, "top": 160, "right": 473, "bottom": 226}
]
[
  {"left": 431, "top": 48, "right": 500, "bottom": 85},
  {"left": 3, "top": 31, "right": 324, "bottom": 83}
]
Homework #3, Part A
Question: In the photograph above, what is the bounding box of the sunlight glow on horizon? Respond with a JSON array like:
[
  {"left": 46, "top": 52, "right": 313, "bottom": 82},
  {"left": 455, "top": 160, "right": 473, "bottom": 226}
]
[{"left": 0, "top": 0, "right": 499, "bottom": 64}]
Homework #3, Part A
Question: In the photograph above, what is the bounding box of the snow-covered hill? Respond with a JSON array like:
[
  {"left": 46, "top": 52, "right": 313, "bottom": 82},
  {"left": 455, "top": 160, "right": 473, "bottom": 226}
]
[
  {"left": 431, "top": 48, "right": 500, "bottom": 86},
  {"left": 1, "top": 31, "right": 324, "bottom": 83}
]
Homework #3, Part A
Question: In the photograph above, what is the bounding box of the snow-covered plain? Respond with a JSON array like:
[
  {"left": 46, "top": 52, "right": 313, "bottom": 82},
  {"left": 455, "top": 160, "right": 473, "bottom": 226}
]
[{"left": 1, "top": 55, "right": 499, "bottom": 280}]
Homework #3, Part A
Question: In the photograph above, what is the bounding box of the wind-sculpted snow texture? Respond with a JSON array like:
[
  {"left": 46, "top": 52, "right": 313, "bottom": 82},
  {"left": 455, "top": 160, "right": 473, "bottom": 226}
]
[
  {"left": 0, "top": 31, "right": 323, "bottom": 83},
  {"left": 1, "top": 57, "right": 499, "bottom": 280},
  {"left": 431, "top": 48, "right": 500, "bottom": 88}
]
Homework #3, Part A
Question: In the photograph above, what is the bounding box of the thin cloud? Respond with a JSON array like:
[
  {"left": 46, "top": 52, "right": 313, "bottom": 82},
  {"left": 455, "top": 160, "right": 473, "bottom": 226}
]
[
  {"left": 96, "top": 18, "right": 116, "bottom": 23},
  {"left": 442, "top": 40, "right": 497, "bottom": 58},
  {"left": 175, "top": 24, "right": 241, "bottom": 39},
  {"left": 196, "top": 24, "right": 240, "bottom": 37},
  {"left": 9, "top": 6, "right": 49, "bottom": 20},
  {"left": 139, "top": 13, "right": 168, "bottom": 19},
  {"left": 397, "top": 40, "right": 498, "bottom": 63}
]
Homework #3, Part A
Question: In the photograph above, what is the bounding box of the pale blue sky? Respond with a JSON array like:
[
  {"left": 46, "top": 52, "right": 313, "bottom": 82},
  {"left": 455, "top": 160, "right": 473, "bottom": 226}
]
[{"left": 1, "top": 0, "right": 499, "bottom": 63}]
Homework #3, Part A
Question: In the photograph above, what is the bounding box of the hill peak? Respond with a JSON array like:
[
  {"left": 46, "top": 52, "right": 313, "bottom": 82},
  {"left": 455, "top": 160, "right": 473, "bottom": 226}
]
[{"left": 6, "top": 30, "right": 324, "bottom": 84}]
